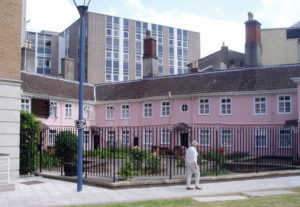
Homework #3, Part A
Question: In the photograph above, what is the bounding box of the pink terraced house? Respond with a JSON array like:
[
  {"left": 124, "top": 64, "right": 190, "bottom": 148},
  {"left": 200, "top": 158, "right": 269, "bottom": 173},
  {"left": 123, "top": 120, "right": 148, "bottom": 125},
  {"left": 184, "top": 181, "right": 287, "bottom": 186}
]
[{"left": 20, "top": 14, "right": 300, "bottom": 157}]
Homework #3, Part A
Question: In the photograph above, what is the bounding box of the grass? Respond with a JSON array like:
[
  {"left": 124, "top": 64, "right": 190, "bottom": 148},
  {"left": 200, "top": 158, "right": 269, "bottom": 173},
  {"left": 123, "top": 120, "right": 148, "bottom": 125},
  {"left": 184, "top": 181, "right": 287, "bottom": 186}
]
[{"left": 72, "top": 188, "right": 300, "bottom": 207}]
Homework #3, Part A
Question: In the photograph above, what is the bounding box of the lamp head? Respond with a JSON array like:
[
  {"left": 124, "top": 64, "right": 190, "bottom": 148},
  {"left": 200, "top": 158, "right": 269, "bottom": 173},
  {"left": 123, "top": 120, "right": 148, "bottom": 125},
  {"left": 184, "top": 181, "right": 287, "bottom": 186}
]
[{"left": 73, "top": 0, "right": 91, "bottom": 17}]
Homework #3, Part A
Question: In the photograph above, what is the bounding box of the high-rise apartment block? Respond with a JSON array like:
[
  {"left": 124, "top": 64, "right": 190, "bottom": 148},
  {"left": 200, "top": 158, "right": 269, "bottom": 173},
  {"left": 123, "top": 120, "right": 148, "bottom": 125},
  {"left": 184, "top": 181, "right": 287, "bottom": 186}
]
[{"left": 55, "top": 12, "right": 200, "bottom": 84}]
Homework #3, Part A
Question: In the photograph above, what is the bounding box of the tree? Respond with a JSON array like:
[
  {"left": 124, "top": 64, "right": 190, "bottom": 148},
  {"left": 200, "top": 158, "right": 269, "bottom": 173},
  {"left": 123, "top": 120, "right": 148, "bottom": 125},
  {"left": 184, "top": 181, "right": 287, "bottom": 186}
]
[{"left": 20, "top": 111, "right": 41, "bottom": 175}]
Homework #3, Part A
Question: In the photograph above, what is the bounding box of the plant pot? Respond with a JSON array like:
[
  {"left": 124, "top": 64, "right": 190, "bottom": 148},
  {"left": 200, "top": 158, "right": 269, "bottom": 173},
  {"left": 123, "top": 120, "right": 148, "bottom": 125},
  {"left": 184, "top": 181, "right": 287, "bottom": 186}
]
[{"left": 64, "top": 163, "right": 77, "bottom": 176}]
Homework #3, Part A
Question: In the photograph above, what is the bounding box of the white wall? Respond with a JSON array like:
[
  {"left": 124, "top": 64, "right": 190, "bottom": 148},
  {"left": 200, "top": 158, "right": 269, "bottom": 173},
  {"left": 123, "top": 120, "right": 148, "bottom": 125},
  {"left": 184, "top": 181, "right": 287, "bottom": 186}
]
[{"left": 0, "top": 79, "right": 21, "bottom": 180}]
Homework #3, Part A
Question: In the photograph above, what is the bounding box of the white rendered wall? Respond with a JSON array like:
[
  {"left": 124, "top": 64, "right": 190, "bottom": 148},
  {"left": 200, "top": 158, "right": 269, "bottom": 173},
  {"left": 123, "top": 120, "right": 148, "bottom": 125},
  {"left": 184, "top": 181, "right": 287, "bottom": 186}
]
[{"left": 0, "top": 78, "right": 21, "bottom": 180}]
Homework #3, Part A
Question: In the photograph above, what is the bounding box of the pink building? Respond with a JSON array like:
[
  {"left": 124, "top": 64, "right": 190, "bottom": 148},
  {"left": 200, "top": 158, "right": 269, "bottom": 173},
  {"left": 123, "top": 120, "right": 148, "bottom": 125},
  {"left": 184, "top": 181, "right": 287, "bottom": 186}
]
[{"left": 19, "top": 14, "right": 300, "bottom": 159}]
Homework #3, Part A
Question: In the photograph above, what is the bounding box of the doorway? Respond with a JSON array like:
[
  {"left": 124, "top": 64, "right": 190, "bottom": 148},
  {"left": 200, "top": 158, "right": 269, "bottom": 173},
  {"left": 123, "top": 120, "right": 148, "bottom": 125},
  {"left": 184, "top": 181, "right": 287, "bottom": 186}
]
[
  {"left": 180, "top": 133, "right": 188, "bottom": 148},
  {"left": 94, "top": 135, "right": 100, "bottom": 149}
]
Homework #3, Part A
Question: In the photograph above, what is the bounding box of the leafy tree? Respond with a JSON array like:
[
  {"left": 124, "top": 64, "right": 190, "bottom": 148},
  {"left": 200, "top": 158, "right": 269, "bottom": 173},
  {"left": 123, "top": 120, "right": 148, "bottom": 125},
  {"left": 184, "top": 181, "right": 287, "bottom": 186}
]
[{"left": 20, "top": 111, "right": 41, "bottom": 175}]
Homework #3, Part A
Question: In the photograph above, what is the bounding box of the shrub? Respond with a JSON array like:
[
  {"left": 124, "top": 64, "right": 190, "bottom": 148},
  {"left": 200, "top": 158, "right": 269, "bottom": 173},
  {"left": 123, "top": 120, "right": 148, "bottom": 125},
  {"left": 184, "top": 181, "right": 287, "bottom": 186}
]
[
  {"left": 200, "top": 148, "right": 226, "bottom": 164},
  {"left": 145, "top": 154, "right": 162, "bottom": 173},
  {"left": 117, "top": 161, "right": 137, "bottom": 180},
  {"left": 177, "top": 155, "right": 185, "bottom": 167},
  {"left": 129, "top": 146, "right": 149, "bottom": 170},
  {"left": 36, "top": 150, "right": 60, "bottom": 169},
  {"left": 55, "top": 131, "right": 78, "bottom": 163},
  {"left": 20, "top": 111, "right": 41, "bottom": 175},
  {"left": 85, "top": 148, "right": 112, "bottom": 158}
]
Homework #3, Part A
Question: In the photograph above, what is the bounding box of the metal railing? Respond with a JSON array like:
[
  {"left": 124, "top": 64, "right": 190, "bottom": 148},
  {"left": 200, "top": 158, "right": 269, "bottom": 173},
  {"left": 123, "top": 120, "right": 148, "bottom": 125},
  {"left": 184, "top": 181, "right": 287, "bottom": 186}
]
[{"left": 21, "top": 125, "right": 300, "bottom": 181}]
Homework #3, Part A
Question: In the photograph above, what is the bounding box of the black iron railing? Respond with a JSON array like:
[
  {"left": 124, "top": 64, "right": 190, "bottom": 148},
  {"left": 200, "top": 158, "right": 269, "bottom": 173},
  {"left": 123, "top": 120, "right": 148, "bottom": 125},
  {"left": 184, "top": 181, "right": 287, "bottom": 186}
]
[{"left": 20, "top": 125, "right": 300, "bottom": 181}]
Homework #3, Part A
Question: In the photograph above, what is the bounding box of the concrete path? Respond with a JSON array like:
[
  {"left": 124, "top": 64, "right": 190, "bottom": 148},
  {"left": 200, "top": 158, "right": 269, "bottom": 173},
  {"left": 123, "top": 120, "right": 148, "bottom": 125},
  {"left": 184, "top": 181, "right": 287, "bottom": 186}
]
[{"left": 0, "top": 175, "right": 300, "bottom": 207}]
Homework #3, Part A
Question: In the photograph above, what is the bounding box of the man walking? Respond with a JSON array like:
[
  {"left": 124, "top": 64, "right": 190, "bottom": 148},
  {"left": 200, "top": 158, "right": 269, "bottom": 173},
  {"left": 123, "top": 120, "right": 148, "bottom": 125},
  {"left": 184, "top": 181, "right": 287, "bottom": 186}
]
[{"left": 185, "top": 140, "right": 201, "bottom": 190}]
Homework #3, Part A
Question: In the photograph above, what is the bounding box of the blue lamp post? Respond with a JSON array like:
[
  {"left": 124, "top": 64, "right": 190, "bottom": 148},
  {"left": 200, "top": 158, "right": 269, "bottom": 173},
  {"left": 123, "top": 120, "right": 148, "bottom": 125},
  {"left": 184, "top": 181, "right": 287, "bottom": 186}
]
[{"left": 73, "top": 0, "right": 90, "bottom": 192}]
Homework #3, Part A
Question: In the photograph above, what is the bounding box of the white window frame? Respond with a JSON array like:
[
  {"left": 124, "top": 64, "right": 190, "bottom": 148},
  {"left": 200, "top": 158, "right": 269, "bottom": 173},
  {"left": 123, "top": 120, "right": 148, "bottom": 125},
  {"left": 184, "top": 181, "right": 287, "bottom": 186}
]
[
  {"left": 84, "top": 131, "right": 90, "bottom": 144},
  {"left": 83, "top": 105, "right": 91, "bottom": 120},
  {"left": 278, "top": 95, "right": 292, "bottom": 114},
  {"left": 160, "top": 128, "right": 170, "bottom": 144},
  {"left": 220, "top": 128, "right": 232, "bottom": 147},
  {"left": 21, "top": 98, "right": 31, "bottom": 112},
  {"left": 161, "top": 101, "right": 170, "bottom": 117},
  {"left": 143, "top": 129, "right": 153, "bottom": 145},
  {"left": 181, "top": 104, "right": 188, "bottom": 112},
  {"left": 220, "top": 97, "right": 232, "bottom": 115},
  {"left": 121, "top": 130, "right": 130, "bottom": 145},
  {"left": 107, "top": 131, "right": 115, "bottom": 146},
  {"left": 143, "top": 102, "right": 153, "bottom": 118},
  {"left": 106, "top": 105, "right": 115, "bottom": 120},
  {"left": 121, "top": 104, "right": 130, "bottom": 119},
  {"left": 65, "top": 103, "right": 72, "bottom": 118},
  {"left": 279, "top": 128, "right": 293, "bottom": 148},
  {"left": 199, "top": 98, "right": 210, "bottom": 115},
  {"left": 253, "top": 96, "right": 267, "bottom": 115},
  {"left": 49, "top": 101, "right": 57, "bottom": 118},
  {"left": 49, "top": 131, "right": 56, "bottom": 146},
  {"left": 255, "top": 128, "right": 268, "bottom": 148},
  {"left": 198, "top": 129, "right": 211, "bottom": 146}
]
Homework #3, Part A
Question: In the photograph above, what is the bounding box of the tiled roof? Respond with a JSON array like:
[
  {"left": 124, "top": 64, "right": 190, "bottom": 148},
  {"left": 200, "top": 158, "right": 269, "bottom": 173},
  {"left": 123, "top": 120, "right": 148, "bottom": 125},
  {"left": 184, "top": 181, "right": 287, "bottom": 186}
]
[
  {"left": 21, "top": 72, "right": 94, "bottom": 101},
  {"left": 96, "top": 64, "right": 300, "bottom": 101}
]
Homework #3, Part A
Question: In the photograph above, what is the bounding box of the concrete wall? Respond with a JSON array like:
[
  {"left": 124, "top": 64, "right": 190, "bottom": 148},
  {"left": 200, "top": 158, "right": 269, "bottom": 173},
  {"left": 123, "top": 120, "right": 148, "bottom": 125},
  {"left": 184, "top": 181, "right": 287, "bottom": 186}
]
[
  {"left": 261, "top": 28, "right": 300, "bottom": 66},
  {"left": 0, "top": 0, "right": 22, "bottom": 180},
  {"left": 87, "top": 13, "right": 106, "bottom": 84}
]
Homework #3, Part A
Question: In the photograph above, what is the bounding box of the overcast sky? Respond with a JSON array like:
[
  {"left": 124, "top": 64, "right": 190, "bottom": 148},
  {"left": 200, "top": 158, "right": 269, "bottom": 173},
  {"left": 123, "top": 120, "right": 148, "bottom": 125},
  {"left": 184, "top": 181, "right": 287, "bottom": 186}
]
[{"left": 26, "top": 0, "right": 300, "bottom": 57}]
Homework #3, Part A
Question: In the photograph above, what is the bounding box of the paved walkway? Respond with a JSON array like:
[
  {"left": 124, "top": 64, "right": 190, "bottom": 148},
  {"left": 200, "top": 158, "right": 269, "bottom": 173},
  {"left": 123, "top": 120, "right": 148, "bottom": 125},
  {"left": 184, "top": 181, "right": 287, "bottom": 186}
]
[{"left": 1, "top": 175, "right": 300, "bottom": 207}]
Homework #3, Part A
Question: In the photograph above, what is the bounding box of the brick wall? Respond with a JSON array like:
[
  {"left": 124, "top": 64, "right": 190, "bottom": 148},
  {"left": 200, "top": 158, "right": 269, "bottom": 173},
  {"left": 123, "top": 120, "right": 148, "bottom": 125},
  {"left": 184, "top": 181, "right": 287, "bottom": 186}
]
[{"left": 0, "top": 0, "right": 22, "bottom": 80}]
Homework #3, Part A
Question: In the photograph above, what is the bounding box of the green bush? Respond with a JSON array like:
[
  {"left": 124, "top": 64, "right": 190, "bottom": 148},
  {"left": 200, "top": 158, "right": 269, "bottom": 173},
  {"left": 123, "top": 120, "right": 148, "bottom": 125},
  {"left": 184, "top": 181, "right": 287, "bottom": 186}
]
[
  {"left": 85, "top": 148, "right": 112, "bottom": 158},
  {"left": 36, "top": 150, "right": 60, "bottom": 168},
  {"left": 200, "top": 148, "right": 226, "bottom": 164},
  {"left": 117, "top": 161, "right": 137, "bottom": 179},
  {"left": 129, "top": 147, "right": 149, "bottom": 170},
  {"left": 145, "top": 154, "right": 162, "bottom": 173},
  {"left": 55, "top": 131, "right": 78, "bottom": 163},
  {"left": 20, "top": 111, "right": 41, "bottom": 175},
  {"left": 177, "top": 155, "right": 185, "bottom": 167}
]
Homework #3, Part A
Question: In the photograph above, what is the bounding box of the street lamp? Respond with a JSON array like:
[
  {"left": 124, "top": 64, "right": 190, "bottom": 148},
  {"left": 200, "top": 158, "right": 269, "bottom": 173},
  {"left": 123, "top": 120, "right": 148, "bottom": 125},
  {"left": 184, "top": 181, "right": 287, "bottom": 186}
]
[{"left": 73, "top": 0, "right": 90, "bottom": 192}]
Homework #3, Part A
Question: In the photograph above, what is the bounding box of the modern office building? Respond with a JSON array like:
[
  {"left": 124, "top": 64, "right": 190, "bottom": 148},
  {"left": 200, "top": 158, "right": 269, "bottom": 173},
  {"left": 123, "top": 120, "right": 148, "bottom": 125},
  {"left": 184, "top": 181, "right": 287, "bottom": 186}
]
[
  {"left": 56, "top": 12, "right": 200, "bottom": 84},
  {"left": 24, "top": 30, "right": 59, "bottom": 75},
  {"left": 261, "top": 22, "right": 300, "bottom": 66}
]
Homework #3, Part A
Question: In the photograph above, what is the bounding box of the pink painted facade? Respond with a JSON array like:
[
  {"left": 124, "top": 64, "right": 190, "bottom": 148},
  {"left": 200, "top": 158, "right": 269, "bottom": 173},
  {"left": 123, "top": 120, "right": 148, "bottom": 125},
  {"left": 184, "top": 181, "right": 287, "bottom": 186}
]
[
  {"left": 21, "top": 91, "right": 299, "bottom": 128},
  {"left": 92, "top": 93, "right": 298, "bottom": 127}
]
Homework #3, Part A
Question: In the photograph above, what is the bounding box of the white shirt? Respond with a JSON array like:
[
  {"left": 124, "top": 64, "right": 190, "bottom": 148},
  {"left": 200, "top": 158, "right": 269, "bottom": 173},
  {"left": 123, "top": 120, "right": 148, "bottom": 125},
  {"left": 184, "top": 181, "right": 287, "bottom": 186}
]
[{"left": 185, "top": 146, "right": 198, "bottom": 165}]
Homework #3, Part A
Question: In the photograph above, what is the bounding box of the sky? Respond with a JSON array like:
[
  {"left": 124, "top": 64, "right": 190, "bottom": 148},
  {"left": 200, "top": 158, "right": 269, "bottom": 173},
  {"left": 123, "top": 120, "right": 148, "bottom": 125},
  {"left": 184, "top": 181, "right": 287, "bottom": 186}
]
[{"left": 26, "top": 0, "right": 300, "bottom": 57}]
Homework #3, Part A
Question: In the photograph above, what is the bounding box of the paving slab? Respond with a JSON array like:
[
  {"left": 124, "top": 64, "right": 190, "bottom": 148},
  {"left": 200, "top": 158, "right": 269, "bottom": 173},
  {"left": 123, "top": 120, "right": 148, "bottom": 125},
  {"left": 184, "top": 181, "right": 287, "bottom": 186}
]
[
  {"left": 193, "top": 195, "right": 248, "bottom": 202},
  {"left": 244, "top": 190, "right": 297, "bottom": 197},
  {"left": 0, "top": 175, "right": 299, "bottom": 207}
]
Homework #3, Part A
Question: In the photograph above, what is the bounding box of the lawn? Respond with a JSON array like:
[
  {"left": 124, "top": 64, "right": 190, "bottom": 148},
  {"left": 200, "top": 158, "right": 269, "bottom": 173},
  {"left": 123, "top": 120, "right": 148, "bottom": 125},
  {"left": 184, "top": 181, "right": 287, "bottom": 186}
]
[{"left": 72, "top": 188, "right": 300, "bottom": 207}]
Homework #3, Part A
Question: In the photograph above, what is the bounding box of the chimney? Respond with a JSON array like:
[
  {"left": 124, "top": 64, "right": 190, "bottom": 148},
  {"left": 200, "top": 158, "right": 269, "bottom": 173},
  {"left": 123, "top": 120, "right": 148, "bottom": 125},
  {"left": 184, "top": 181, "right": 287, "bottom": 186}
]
[
  {"left": 61, "top": 57, "right": 75, "bottom": 80},
  {"left": 245, "top": 12, "right": 262, "bottom": 67},
  {"left": 189, "top": 60, "right": 199, "bottom": 73},
  {"left": 143, "top": 30, "right": 158, "bottom": 78},
  {"left": 21, "top": 41, "right": 35, "bottom": 73},
  {"left": 220, "top": 42, "right": 228, "bottom": 69}
]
